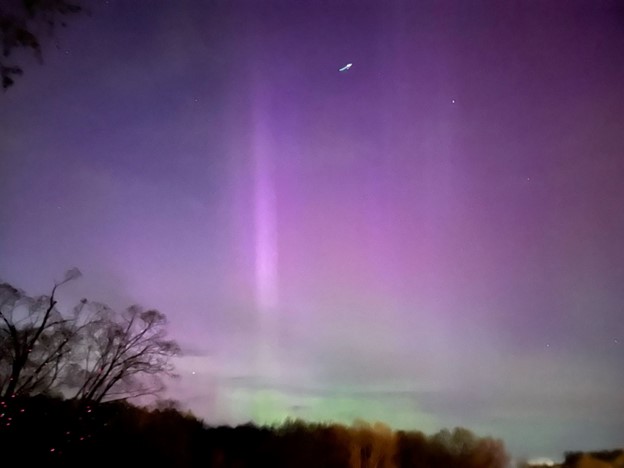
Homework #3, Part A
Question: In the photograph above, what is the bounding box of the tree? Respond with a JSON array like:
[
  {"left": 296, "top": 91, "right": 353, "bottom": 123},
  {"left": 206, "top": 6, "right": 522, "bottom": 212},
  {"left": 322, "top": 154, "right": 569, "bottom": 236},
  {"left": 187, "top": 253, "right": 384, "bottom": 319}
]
[
  {"left": 69, "top": 304, "right": 180, "bottom": 403},
  {"left": 0, "top": 0, "right": 84, "bottom": 89},
  {"left": 468, "top": 437, "right": 510, "bottom": 468},
  {"left": 0, "top": 272, "right": 179, "bottom": 404},
  {"left": 395, "top": 430, "right": 429, "bottom": 468},
  {"left": 429, "top": 427, "right": 509, "bottom": 468},
  {"left": 0, "top": 268, "right": 82, "bottom": 398},
  {"left": 348, "top": 420, "right": 396, "bottom": 468}
]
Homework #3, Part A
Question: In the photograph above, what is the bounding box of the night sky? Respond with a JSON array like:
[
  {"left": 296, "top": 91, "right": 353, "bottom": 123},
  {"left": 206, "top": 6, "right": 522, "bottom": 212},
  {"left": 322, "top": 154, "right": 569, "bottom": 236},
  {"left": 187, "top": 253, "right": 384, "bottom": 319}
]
[{"left": 2, "top": 0, "right": 624, "bottom": 460}]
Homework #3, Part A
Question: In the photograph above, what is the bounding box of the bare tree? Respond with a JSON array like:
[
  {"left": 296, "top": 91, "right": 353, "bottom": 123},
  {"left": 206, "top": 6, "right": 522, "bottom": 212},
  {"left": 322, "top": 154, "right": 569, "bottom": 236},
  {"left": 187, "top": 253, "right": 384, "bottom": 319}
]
[
  {"left": 0, "top": 268, "right": 82, "bottom": 398},
  {"left": 1, "top": 271, "right": 180, "bottom": 403},
  {"left": 69, "top": 304, "right": 180, "bottom": 403}
]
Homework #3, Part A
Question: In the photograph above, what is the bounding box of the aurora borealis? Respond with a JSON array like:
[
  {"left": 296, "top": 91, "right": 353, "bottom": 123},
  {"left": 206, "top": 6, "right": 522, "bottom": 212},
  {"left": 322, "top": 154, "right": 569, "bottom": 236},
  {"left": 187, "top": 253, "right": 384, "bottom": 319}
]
[{"left": 1, "top": 0, "right": 623, "bottom": 461}]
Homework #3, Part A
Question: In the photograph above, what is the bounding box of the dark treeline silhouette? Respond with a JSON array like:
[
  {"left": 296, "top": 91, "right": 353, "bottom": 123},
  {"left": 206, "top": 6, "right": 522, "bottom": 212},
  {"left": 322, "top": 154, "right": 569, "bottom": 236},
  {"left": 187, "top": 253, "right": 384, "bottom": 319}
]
[
  {"left": 0, "top": 395, "right": 510, "bottom": 468},
  {"left": 562, "top": 449, "right": 624, "bottom": 467},
  {"left": 2, "top": 395, "right": 623, "bottom": 467}
]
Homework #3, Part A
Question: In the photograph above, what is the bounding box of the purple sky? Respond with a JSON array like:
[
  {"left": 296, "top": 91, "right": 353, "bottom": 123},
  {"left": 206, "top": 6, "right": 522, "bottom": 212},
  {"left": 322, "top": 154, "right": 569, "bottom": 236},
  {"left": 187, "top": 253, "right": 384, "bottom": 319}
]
[{"left": 1, "top": 0, "right": 624, "bottom": 460}]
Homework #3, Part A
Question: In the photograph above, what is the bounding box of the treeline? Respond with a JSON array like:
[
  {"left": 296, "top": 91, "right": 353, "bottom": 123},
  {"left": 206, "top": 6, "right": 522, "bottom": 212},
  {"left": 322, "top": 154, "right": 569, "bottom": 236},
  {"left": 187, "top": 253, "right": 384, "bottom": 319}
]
[
  {"left": 206, "top": 419, "right": 510, "bottom": 468},
  {"left": 562, "top": 449, "right": 624, "bottom": 467},
  {"left": 0, "top": 395, "right": 509, "bottom": 468}
]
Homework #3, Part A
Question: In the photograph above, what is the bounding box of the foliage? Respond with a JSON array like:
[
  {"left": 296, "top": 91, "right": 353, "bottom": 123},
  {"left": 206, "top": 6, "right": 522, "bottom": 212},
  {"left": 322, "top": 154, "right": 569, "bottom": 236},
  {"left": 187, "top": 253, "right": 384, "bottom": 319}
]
[
  {"left": 563, "top": 450, "right": 624, "bottom": 467},
  {"left": 0, "top": 395, "right": 513, "bottom": 468},
  {"left": 0, "top": 0, "right": 83, "bottom": 89}
]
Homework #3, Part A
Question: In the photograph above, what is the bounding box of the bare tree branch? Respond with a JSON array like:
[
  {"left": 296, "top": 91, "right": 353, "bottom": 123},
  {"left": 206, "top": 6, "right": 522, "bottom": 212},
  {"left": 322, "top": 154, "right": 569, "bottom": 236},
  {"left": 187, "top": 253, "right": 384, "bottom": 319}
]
[
  {"left": 70, "top": 305, "right": 179, "bottom": 403},
  {"left": 0, "top": 268, "right": 82, "bottom": 398}
]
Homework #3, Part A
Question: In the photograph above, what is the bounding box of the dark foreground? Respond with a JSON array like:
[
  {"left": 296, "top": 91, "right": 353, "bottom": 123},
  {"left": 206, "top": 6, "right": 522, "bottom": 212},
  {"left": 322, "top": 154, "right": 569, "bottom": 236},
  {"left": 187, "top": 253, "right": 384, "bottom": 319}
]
[
  {"left": 0, "top": 395, "right": 512, "bottom": 467},
  {"left": 5, "top": 396, "right": 622, "bottom": 468}
]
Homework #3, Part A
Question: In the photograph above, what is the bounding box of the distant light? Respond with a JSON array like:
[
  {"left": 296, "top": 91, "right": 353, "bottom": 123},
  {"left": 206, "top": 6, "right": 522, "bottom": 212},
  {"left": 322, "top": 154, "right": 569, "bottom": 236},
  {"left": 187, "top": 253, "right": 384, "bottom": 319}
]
[
  {"left": 451, "top": 99, "right": 455, "bottom": 104},
  {"left": 527, "top": 457, "right": 556, "bottom": 466},
  {"left": 191, "top": 371, "right": 196, "bottom": 375},
  {"left": 339, "top": 63, "right": 353, "bottom": 72}
]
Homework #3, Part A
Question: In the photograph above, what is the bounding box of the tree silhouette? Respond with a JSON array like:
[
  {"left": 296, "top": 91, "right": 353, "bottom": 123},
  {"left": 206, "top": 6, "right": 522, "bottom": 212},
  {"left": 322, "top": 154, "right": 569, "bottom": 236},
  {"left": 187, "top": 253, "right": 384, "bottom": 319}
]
[
  {"left": 69, "top": 304, "right": 180, "bottom": 403},
  {"left": 1, "top": 393, "right": 516, "bottom": 468},
  {"left": 0, "top": 268, "right": 82, "bottom": 398},
  {"left": 0, "top": 0, "right": 83, "bottom": 89},
  {"left": 1, "top": 273, "right": 179, "bottom": 403}
]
